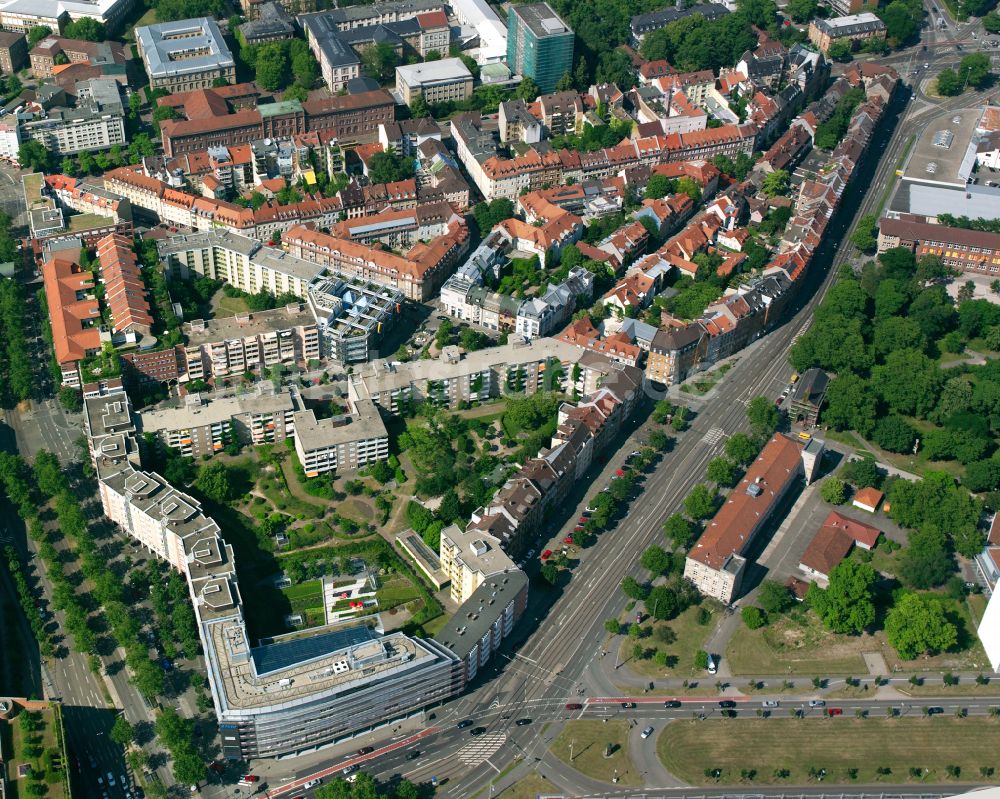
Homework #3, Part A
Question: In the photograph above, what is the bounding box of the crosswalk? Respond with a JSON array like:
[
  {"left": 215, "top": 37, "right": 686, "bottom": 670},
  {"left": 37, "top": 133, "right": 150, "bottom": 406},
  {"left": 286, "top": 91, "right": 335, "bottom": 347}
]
[
  {"left": 456, "top": 732, "right": 507, "bottom": 765},
  {"left": 701, "top": 427, "right": 725, "bottom": 446}
]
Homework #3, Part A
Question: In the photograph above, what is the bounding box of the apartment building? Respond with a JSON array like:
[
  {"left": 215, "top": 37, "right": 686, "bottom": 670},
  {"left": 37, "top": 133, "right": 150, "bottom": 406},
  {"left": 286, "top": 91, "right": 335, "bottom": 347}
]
[
  {"left": 182, "top": 305, "right": 320, "bottom": 384},
  {"left": 498, "top": 100, "right": 542, "bottom": 144},
  {"left": 282, "top": 220, "right": 469, "bottom": 302},
  {"left": 20, "top": 102, "right": 126, "bottom": 155},
  {"left": 299, "top": 12, "right": 361, "bottom": 91},
  {"left": 42, "top": 251, "right": 103, "bottom": 387},
  {"left": 808, "top": 13, "right": 886, "bottom": 54},
  {"left": 395, "top": 58, "right": 473, "bottom": 106},
  {"left": 138, "top": 386, "right": 299, "bottom": 457},
  {"left": 29, "top": 36, "right": 128, "bottom": 79},
  {"left": 629, "top": 3, "right": 728, "bottom": 45},
  {"left": 647, "top": 323, "right": 707, "bottom": 385},
  {"left": 159, "top": 229, "right": 321, "bottom": 300},
  {"left": 330, "top": 200, "right": 459, "bottom": 248},
  {"left": 684, "top": 434, "right": 821, "bottom": 604},
  {"left": 439, "top": 524, "right": 518, "bottom": 604},
  {"left": 238, "top": 1, "right": 296, "bottom": 45},
  {"left": 293, "top": 397, "right": 389, "bottom": 475},
  {"left": 0, "top": 29, "right": 25, "bottom": 73},
  {"left": 96, "top": 232, "right": 152, "bottom": 335},
  {"left": 877, "top": 214, "right": 1000, "bottom": 275},
  {"left": 43, "top": 173, "right": 131, "bottom": 225},
  {"left": 136, "top": 18, "right": 236, "bottom": 92}
]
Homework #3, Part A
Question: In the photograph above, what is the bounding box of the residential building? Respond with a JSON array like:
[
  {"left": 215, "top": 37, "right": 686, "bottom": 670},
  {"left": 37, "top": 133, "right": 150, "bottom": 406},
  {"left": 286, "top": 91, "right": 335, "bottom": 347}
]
[
  {"left": 498, "top": 100, "right": 542, "bottom": 144},
  {"left": 182, "top": 303, "right": 321, "bottom": 382},
  {"left": 395, "top": 58, "right": 473, "bottom": 106},
  {"left": 684, "top": 434, "right": 820, "bottom": 604},
  {"left": 19, "top": 97, "right": 126, "bottom": 155},
  {"left": 629, "top": 3, "right": 728, "bottom": 45},
  {"left": 29, "top": 36, "right": 128, "bottom": 79},
  {"left": 96, "top": 232, "right": 151, "bottom": 335},
  {"left": 506, "top": 2, "right": 574, "bottom": 94},
  {"left": 799, "top": 510, "right": 881, "bottom": 581},
  {"left": 439, "top": 524, "right": 518, "bottom": 604},
  {"left": 434, "top": 568, "right": 528, "bottom": 682},
  {"left": 238, "top": 1, "right": 296, "bottom": 44},
  {"left": 85, "top": 390, "right": 464, "bottom": 760},
  {"left": 331, "top": 201, "right": 459, "bottom": 248},
  {"left": 292, "top": 397, "right": 389, "bottom": 475},
  {"left": 138, "top": 385, "right": 299, "bottom": 457},
  {"left": 299, "top": 11, "right": 362, "bottom": 91},
  {"left": 42, "top": 252, "right": 102, "bottom": 387},
  {"left": 827, "top": 0, "right": 878, "bottom": 18},
  {"left": 877, "top": 214, "right": 1000, "bottom": 276},
  {"left": 0, "top": 29, "right": 25, "bottom": 73},
  {"left": 647, "top": 324, "right": 706, "bottom": 385},
  {"left": 282, "top": 220, "right": 469, "bottom": 302},
  {"left": 808, "top": 13, "right": 886, "bottom": 53},
  {"left": 136, "top": 18, "right": 236, "bottom": 92}
]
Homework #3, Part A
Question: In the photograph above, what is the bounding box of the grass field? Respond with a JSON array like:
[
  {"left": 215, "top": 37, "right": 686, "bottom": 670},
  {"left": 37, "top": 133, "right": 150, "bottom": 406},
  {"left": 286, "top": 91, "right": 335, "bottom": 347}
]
[
  {"left": 497, "top": 773, "right": 559, "bottom": 798},
  {"left": 375, "top": 576, "right": 422, "bottom": 610},
  {"left": 619, "top": 602, "right": 721, "bottom": 678},
  {"left": 281, "top": 580, "right": 324, "bottom": 617},
  {"left": 6, "top": 704, "right": 68, "bottom": 799},
  {"left": 550, "top": 720, "right": 641, "bottom": 786},
  {"left": 214, "top": 293, "right": 251, "bottom": 318},
  {"left": 658, "top": 717, "right": 1000, "bottom": 785}
]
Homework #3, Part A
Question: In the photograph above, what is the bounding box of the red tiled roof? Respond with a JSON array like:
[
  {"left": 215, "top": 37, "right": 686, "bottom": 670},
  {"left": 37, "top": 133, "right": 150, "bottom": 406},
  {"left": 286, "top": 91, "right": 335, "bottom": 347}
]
[
  {"left": 42, "top": 255, "right": 102, "bottom": 367},
  {"left": 800, "top": 526, "right": 853, "bottom": 578},
  {"left": 822, "top": 510, "right": 880, "bottom": 549},
  {"left": 852, "top": 487, "right": 884, "bottom": 510}
]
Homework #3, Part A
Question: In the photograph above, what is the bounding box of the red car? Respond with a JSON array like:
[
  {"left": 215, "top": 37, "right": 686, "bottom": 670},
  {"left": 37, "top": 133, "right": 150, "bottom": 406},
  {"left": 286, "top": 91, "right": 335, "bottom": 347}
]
[
  {"left": 566, "top": 703, "right": 583, "bottom": 710},
  {"left": 826, "top": 708, "right": 843, "bottom": 716},
  {"left": 541, "top": 549, "right": 552, "bottom": 559},
  {"left": 578, "top": 517, "right": 587, "bottom": 523},
  {"left": 563, "top": 536, "right": 573, "bottom": 544},
  {"left": 615, "top": 469, "right": 625, "bottom": 477}
]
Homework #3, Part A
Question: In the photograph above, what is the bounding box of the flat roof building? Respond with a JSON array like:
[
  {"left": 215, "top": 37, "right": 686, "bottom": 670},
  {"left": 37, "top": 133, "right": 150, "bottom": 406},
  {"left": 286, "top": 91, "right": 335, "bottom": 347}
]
[
  {"left": 506, "top": 2, "right": 573, "bottom": 94},
  {"left": 136, "top": 18, "right": 236, "bottom": 92},
  {"left": 395, "top": 58, "right": 473, "bottom": 107},
  {"left": 808, "top": 13, "right": 886, "bottom": 53},
  {"left": 292, "top": 397, "right": 389, "bottom": 475},
  {"left": 439, "top": 523, "right": 517, "bottom": 604}
]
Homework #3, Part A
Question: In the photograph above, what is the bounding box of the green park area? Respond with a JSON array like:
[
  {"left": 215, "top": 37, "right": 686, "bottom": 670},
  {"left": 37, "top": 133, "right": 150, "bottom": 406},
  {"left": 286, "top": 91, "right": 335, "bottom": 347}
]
[
  {"left": 617, "top": 602, "right": 722, "bottom": 679},
  {"left": 1, "top": 705, "right": 70, "bottom": 799},
  {"left": 550, "top": 720, "right": 641, "bottom": 786},
  {"left": 496, "top": 773, "right": 560, "bottom": 798},
  {"left": 659, "top": 718, "right": 1000, "bottom": 785}
]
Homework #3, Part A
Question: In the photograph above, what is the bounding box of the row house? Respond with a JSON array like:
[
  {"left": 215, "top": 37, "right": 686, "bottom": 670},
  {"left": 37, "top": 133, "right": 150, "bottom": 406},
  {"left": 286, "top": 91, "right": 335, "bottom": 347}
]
[{"left": 330, "top": 201, "right": 461, "bottom": 249}]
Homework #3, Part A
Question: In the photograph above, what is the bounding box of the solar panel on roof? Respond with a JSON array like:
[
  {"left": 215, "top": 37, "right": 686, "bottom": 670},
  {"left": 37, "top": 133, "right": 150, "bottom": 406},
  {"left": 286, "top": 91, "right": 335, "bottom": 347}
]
[{"left": 250, "top": 625, "right": 378, "bottom": 675}]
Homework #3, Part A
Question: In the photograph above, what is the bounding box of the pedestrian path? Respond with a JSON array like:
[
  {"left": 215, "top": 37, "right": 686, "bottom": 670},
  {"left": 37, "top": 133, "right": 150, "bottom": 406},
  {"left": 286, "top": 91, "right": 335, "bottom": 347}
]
[
  {"left": 456, "top": 732, "right": 507, "bottom": 766},
  {"left": 701, "top": 427, "right": 725, "bottom": 446}
]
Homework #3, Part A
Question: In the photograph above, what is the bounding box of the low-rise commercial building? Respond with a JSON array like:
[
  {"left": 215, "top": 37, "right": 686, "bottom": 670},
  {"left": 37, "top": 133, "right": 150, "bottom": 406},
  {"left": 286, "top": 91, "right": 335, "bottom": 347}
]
[
  {"left": 137, "top": 18, "right": 236, "bottom": 92},
  {"left": 877, "top": 214, "right": 1000, "bottom": 275},
  {"left": 808, "top": 13, "right": 886, "bottom": 53},
  {"left": 395, "top": 58, "right": 473, "bottom": 107},
  {"left": 684, "top": 434, "right": 822, "bottom": 604}
]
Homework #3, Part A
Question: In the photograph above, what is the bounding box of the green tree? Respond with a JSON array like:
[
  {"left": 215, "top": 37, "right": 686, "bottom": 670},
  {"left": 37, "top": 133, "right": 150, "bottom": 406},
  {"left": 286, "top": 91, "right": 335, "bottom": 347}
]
[
  {"left": 761, "top": 169, "right": 790, "bottom": 197},
  {"left": 621, "top": 575, "right": 649, "bottom": 600},
  {"left": 110, "top": 716, "right": 134, "bottom": 746},
  {"left": 898, "top": 523, "right": 953, "bottom": 589},
  {"left": 873, "top": 349, "right": 943, "bottom": 418},
  {"left": 746, "top": 395, "right": 780, "bottom": 440},
  {"left": 647, "top": 584, "right": 680, "bottom": 620},
  {"left": 361, "top": 41, "right": 398, "bottom": 83},
  {"left": 959, "top": 52, "right": 992, "bottom": 89},
  {"left": 193, "top": 461, "right": 240, "bottom": 503},
  {"left": 255, "top": 43, "right": 290, "bottom": 91},
  {"left": 984, "top": 10, "right": 1000, "bottom": 31},
  {"left": 757, "top": 579, "right": 793, "bottom": 614},
  {"left": 724, "top": 432, "right": 757, "bottom": 465},
  {"left": 684, "top": 484, "right": 717, "bottom": 521},
  {"left": 820, "top": 477, "right": 848, "bottom": 505},
  {"left": 872, "top": 414, "right": 917, "bottom": 453},
  {"left": 826, "top": 39, "right": 854, "bottom": 62},
  {"left": 541, "top": 562, "right": 559, "bottom": 584},
  {"left": 644, "top": 173, "right": 675, "bottom": 200},
  {"left": 62, "top": 17, "right": 104, "bottom": 40},
  {"left": 808, "top": 560, "right": 877, "bottom": 634},
  {"left": 514, "top": 76, "right": 540, "bottom": 101},
  {"left": 706, "top": 457, "right": 738, "bottom": 487},
  {"left": 885, "top": 592, "right": 959, "bottom": 659},
  {"left": 367, "top": 150, "right": 416, "bottom": 184},
  {"left": 936, "top": 68, "right": 963, "bottom": 96},
  {"left": 822, "top": 374, "right": 877, "bottom": 437},
  {"left": 786, "top": 0, "right": 817, "bottom": 21},
  {"left": 26, "top": 26, "right": 51, "bottom": 48},
  {"left": 879, "top": 0, "right": 919, "bottom": 45},
  {"left": 964, "top": 459, "right": 1000, "bottom": 493},
  {"left": 741, "top": 606, "right": 766, "bottom": 629},
  {"left": 640, "top": 545, "right": 671, "bottom": 575},
  {"left": 664, "top": 513, "right": 695, "bottom": 549},
  {"left": 850, "top": 214, "right": 878, "bottom": 253},
  {"left": 18, "top": 141, "right": 51, "bottom": 173}
]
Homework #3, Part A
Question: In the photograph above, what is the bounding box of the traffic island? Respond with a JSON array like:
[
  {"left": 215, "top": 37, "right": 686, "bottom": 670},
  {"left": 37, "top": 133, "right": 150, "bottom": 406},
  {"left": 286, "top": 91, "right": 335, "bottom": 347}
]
[
  {"left": 658, "top": 717, "right": 1000, "bottom": 784},
  {"left": 550, "top": 720, "right": 642, "bottom": 786}
]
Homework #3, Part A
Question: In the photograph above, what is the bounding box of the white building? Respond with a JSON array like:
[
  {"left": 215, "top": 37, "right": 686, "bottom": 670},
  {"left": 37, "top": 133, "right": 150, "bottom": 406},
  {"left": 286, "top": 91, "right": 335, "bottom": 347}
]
[
  {"left": 136, "top": 18, "right": 236, "bottom": 92},
  {"left": 395, "top": 58, "right": 473, "bottom": 106},
  {"left": 449, "top": 0, "right": 507, "bottom": 63}
]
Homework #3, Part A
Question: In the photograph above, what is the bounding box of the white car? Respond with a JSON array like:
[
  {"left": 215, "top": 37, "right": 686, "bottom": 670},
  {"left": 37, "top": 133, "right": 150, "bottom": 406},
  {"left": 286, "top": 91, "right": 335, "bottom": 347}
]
[
  {"left": 707, "top": 656, "right": 717, "bottom": 674},
  {"left": 762, "top": 700, "right": 779, "bottom": 708},
  {"left": 302, "top": 780, "right": 321, "bottom": 790},
  {"left": 640, "top": 726, "right": 654, "bottom": 739},
  {"left": 809, "top": 699, "right": 825, "bottom": 707},
  {"left": 107, "top": 774, "right": 116, "bottom": 787}
]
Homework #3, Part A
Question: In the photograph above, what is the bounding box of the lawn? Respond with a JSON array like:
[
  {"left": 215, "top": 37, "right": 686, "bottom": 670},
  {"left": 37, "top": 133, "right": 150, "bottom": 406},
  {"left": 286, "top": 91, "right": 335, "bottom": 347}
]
[
  {"left": 618, "top": 602, "right": 722, "bottom": 678},
  {"left": 497, "top": 773, "right": 560, "bottom": 799},
  {"left": 214, "top": 292, "right": 251, "bottom": 318},
  {"left": 281, "top": 580, "right": 324, "bottom": 616},
  {"left": 375, "top": 576, "right": 422, "bottom": 610},
  {"left": 5, "top": 704, "right": 69, "bottom": 799},
  {"left": 658, "top": 717, "right": 1000, "bottom": 785},
  {"left": 550, "top": 720, "right": 641, "bottom": 786},
  {"left": 727, "top": 601, "right": 989, "bottom": 677}
]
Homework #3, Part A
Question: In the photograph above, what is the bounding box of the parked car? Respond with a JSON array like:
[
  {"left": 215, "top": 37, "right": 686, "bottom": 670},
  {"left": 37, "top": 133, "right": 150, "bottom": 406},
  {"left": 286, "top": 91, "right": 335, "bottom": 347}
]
[
  {"left": 826, "top": 708, "right": 843, "bottom": 717},
  {"left": 640, "top": 726, "right": 654, "bottom": 739},
  {"left": 301, "top": 779, "right": 321, "bottom": 789},
  {"left": 563, "top": 536, "right": 574, "bottom": 545},
  {"left": 237, "top": 776, "right": 258, "bottom": 786},
  {"left": 541, "top": 549, "right": 552, "bottom": 559},
  {"left": 809, "top": 699, "right": 825, "bottom": 708}
]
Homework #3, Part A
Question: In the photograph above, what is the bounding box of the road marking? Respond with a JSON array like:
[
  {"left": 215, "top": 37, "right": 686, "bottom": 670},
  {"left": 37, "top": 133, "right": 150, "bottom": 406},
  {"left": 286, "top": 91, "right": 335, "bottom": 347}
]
[
  {"left": 456, "top": 732, "right": 506, "bottom": 766},
  {"left": 701, "top": 427, "right": 724, "bottom": 446}
]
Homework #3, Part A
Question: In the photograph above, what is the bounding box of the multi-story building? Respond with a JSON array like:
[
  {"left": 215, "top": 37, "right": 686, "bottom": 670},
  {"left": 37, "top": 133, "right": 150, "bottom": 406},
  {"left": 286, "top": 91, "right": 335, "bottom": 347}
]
[
  {"left": 292, "top": 397, "right": 388, "bottom": 475},
  {"left": 159, "top": 229, "right": 321, "bottom": 299},
  {"left": 0, "top": 29, "right": 25, "bottom": 73},
  {"left": 498, "top": 100, "right": 542, "bottom": 144},
  {"left": 808, "top": 13, "right": 886, "bottom": 54},
  {"left": 29, "top": 36, "right": 128, "bottom": 79},
  {"left": 506, "top": 2, "right": 574, "bottom": 94},
  {"left": 330, "top": 200, "right": 459, "bottom": 248},
  {"left": 629, "top": 3, "right": 728, "bottom": 46},
  {"left": 827, "top": 0, "right": 878, "bottom": 18},
  {"left": 138, "top": 386, "right": 299, "bottom": 457},
  {"left": 684, "top": 434, "right": 822, "bottom": 604},
  {"left": 434, "top": 568, "right": 527, "bottom": 682},
  {"left": 395, "top": 58, "right": 473, "bottom": 107},
  {"left": 0, "top": 0, "right": 136, "bottom": 32},
  {"left": 282, "top": 220, "right": 469, "bottom": 302},
  {"left": 136, "top": 18, "right": 236, "bottom": 92},
  {"left": 96, "top": 232, "right": 151, "bottom": 336},
  {"left": 20, "top": 99, "right": 126, "bottom": 155},
  {"left": 84, "top": 392, "right": 465, "bottom": 760},
  {"left": 238, "top": 1, "right": 296, "bottom": 44},
  {"left": 305, "top": 276, "right": 404, "bottom": 363},
  {"left": 299, "top": 11, "right": 361, "bottom": 91},
  {"left": 182, "top": 304, "right": 321, "bottom": 381},
  {"left": 439, "top": 524, "right": 517, "bottom": 604},
  {"left": 42, "top": 251, "right": 102, "bottom": 387},
  {"left": 877, "top": 214, "right": 1000, "bottom": 275},
  {"left": 647, "top": 323, "right": 707, "bottom": 385}
]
